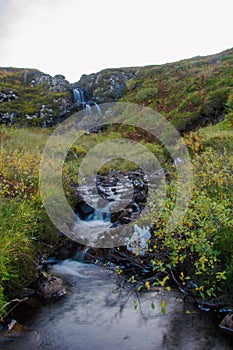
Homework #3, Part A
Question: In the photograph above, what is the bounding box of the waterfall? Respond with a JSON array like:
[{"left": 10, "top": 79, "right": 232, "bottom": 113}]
[
  {"left": 73, "top": 88, "right": 85, "bottom": 104},
  {"left": 80, "top": 90, "right": 85, "bottom": 103},
  {"left": 86, "top": 209, "right": 111, "bottom": 222},
  {"left": 92, "top": 101, "right": 103, "bottom": 116},
  {"left": 74, "top": 246, "right": 90, "bottom": 262},
  {"left": 85, "top": 103, "right": 92, "bottom": 116},
  {"left": 72, "top": 88, "right": 102, "bottom": 116}
]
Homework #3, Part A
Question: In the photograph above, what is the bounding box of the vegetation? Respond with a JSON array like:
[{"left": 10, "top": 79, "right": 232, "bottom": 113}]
[
  {"left": 0, "top": 127, "right": 60, "bottom": 318},
  {"left": 0, "top": 48, "right": 233, "bottom": 319},
  {"left": 137, "top": 139, "right": 233, "bottom": 303},
  {"left": 63, "top": 123, "right": 233, "bottom": 304},
  {"left": 121, "top": 48, "right": 233, "bottom": 132},
  {"left": 0, "top": 67, "right": 71, "bottom": 127}
]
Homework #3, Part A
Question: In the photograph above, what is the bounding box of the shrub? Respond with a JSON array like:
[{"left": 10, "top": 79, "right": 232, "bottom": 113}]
[
  {"left": 200, "top": 87, "right": 231, "bottom": 119},
  {"left": 136, "top": 146, "right": 233, "bottom": 301},
  {"left": 135, "top": 87, "right": 158, "bottom": 104}
]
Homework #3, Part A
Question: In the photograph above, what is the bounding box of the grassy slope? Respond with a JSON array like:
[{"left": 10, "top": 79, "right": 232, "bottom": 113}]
[{"left": 120, "top": 48, "right": 233, "bottom": 132}]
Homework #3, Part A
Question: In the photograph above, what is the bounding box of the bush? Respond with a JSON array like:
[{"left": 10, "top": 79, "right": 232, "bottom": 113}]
[
  {"left": 200, "top": 87, "right": 231, "bottom": 119},
  {"left": 136, "top": 146, "right": 233, "bottom": 301},
  {"left": 135, "top": 87, "right": 158, "bottom": 104}
]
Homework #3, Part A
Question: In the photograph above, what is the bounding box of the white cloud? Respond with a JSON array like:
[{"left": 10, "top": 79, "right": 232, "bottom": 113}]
[{"left": 0, "top": 0, "right": 232, "bottom": 82}]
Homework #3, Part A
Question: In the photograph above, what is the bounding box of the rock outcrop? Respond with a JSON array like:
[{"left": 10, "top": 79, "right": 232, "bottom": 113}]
[
  {"left": 0, "top": 68, "right": 73, "bottom": 126},
  {"left": 73, "top": 68, "right": 137, "bottom": 103}
]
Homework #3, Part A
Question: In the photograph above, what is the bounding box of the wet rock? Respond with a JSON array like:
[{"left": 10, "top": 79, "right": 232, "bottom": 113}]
[
  {"left": 75, "top": 170, "right": 148, "bottom": 224},
  {"left": 37, "top": 273, "right": 66, "bottom": 298},
  {"left": 111, "top": 208, "right": 132, "bottom": 224},
  {"left": 0, "top": 321, "right": 41, "bottom": 350},
  {"left": 120, "top": 217, "right": 132, "bottom": 224},
  {"left": 219, "top": 312, "right": 233, "bottom": 336}
]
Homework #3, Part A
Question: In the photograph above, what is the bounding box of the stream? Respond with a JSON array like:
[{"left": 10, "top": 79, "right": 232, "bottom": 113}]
[
  {"left": 2, "top": 259, "right": 232, "bottom": 350},
  {"left": 2, "top": 172, "right": 232, "bottom": 350}
]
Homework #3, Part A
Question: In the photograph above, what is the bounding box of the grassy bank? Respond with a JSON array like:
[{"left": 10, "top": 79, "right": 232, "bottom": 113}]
[{"left": 0, "top": 127, "right": 60, "bottom": 319}]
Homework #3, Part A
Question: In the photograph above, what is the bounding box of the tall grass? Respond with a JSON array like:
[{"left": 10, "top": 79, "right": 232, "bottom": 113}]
[{"left": 0, "top": 127, "right": 58, "bottom": 318}]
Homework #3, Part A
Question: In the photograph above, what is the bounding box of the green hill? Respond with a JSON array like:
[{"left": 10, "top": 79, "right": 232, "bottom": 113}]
[{"left": 120, "top": 48, "right": 233, "bottom": 132}]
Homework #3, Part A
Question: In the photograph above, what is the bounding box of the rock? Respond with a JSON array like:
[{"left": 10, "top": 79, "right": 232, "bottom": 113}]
[
  {"left": 219, "top": 312, "right": 233, "bottom": 336},
  {"left": 75, "top": 170, "right": 147, "bottom": 224},
  {"left": 37, "top": 273, "right": 66, "bottom": 298},
  {"left": 0, "top": 112, "right": 15, "bottom": 125},
  {"left": 0, "top": 67, "right": 74, "bottom": 126},
  {"left": 0, "top": 89, "right": 18, "bottom": 102},
  {"left": 7, "top": 319, "right": 17, "bottom": 332},
  {"left": 121, "top": 217, "right": 132, "bottom": 224},
  {"left": 73, "top": 68, "right": 137, "bottom": 103},
  {"left": 111, "top": 208, "right": 132, "bottom": 224},
  {"left": 34, "top": 73, "right": 70, "bottom": 92},
  {"left": 0, "top": 321, "right": 41, "bottom": 350}
]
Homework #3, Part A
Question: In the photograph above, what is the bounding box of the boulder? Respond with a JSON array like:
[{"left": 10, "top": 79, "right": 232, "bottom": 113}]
[{"left": 37, "top": 272, "right": 66, "bottom": 298}]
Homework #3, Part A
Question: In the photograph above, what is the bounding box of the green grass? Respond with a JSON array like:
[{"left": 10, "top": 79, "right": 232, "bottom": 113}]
[{"left": 0, "top": 127, "right": 59, "bottom": 319}]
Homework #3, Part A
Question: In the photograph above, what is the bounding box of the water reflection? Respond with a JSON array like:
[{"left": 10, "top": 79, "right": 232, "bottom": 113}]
[{"left": 3, "top": 261, "right": 232, "bottom": 350}]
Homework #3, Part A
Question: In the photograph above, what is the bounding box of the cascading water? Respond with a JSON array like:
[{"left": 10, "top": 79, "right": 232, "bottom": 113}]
[
  {"left": 91, "top": 101, "right": 103, "bottom": 116},
  {"left": 86, "top": 210, "right": 111, "bottom": 222},
  {"left": 72, "top": 88, "right": 102, "bottom": 116},
  {"left": 73, "top": 246, "right": 91, "bottom": 262},
  {"left": 73, "top": 88, "right": 85, "bottom": 104},
  {"left": 85, "top": 103, "right": 92, "bottom": 116}
]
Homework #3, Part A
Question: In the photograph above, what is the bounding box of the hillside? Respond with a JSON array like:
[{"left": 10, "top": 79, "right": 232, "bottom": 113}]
[
  {"left": 0, "top": 68, "right": 72, "bottom": 126},
  {"left": 0, "top": 48, "right": 232, "bottom": 131},
  {"left": 120, "top": 48, "right": 233, "bottom": 132}
]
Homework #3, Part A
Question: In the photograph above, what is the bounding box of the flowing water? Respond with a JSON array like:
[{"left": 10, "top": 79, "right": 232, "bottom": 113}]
[
  {"left": 3, "top": 259, "right": 232, "bottom": 350},
  {"left": 72, "top": 88, "right": 102, "bottom": 116}
]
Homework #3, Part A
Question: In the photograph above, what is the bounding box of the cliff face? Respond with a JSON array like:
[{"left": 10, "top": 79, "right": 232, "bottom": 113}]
[{"left": 73, "top": 68, "right": 137, "bottom": 103}]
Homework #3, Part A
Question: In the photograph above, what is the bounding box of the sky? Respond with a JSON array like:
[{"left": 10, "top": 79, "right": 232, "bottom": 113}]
[{"left": 0, "top": 0, "right": 232, "bottom": 83}]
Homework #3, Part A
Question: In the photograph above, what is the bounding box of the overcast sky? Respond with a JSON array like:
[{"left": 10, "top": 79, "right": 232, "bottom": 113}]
[{"left": 0, "top": 0, "right": 232, "bottom": 82}]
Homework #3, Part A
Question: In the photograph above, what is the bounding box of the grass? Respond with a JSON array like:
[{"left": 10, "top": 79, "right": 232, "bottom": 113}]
[{"left": 0, "top": 126, "right": 59, "bottom": 318}]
